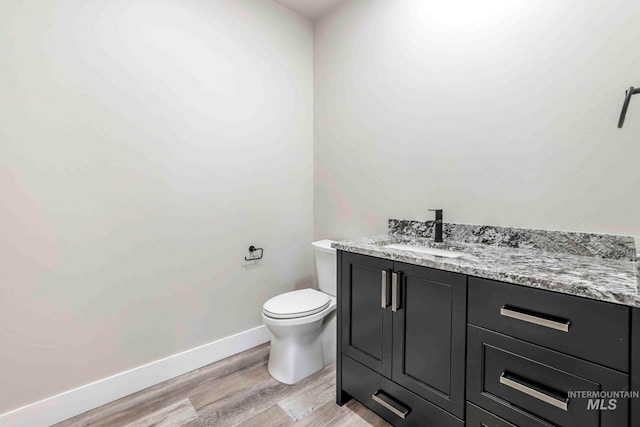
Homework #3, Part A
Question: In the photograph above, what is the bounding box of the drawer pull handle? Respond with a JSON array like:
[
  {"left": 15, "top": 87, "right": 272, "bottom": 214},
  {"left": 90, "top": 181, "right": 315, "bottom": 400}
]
[
  {"left": 391, "top": 273, "right": 400, "bottom": 312},
  {"left": 500, "top": 306, "right": 570, "bottom": 332},
  {"left": 372, "top": 390, "right": 410, "bottom": 419},
  {"left": 500, "top": 372, "right": 569, "bottom": 411},
  {"left": 381, "top": 270, "right": 388, "bottom": 308}
]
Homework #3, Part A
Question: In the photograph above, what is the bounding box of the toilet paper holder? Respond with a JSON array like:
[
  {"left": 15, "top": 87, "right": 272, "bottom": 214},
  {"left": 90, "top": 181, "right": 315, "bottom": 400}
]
[{"left": 245, "top": 245, "right": 264, "bottom": 261}]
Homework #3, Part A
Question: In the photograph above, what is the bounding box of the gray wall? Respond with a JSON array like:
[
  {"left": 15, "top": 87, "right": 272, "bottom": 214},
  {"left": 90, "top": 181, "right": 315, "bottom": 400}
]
[
  {"left": 314, "top": 0, "right": 640, "bottom": 240},
  {"left": 0, "top": 0, "right": 313, "bottom": 412}
]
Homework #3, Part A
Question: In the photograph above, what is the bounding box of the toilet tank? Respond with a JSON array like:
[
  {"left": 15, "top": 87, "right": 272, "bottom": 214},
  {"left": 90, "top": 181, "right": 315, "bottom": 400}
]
[{"left": 312, "top": 240, "right": 337, "bottom": 296}]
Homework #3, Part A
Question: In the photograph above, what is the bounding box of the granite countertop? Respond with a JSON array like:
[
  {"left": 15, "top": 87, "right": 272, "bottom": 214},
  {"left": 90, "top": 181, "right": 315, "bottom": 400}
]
[{"left": 332, "top": 234, "right": 640, "bottom": 307}]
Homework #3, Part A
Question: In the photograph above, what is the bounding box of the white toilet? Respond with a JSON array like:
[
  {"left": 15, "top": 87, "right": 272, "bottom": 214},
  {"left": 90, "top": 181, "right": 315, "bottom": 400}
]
[{"left": 262, "top": 239, "right": 337, "bottom": 384}]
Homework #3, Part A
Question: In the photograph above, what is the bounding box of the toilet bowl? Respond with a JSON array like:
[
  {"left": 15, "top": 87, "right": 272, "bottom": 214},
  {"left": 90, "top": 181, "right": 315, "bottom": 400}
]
[{"left": 262, "top": 240, "right": 337, "bottom": 385}]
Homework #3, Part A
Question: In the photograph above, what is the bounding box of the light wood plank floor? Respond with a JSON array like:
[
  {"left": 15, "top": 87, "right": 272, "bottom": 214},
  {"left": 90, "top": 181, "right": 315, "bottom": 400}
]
[{"left": 55, "top": 344, "right": 391, "bottom": 427}]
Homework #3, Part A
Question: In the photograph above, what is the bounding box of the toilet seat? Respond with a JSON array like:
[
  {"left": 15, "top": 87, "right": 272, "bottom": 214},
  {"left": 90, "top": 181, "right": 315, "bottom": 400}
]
[{"left": 263, "top": 289, "right": 331, "bottom": 319}]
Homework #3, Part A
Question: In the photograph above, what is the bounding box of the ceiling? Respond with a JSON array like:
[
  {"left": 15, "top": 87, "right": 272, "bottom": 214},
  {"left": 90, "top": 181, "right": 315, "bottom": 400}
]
[{"left": 272, "top": 0, "right": 349, "bottom": 19}]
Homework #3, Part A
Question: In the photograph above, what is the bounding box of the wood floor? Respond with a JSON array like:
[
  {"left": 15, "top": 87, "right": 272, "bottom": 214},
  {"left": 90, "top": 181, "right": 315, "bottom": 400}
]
[{"left": 55, "top": 344, "right": 391, "bottom": 427}]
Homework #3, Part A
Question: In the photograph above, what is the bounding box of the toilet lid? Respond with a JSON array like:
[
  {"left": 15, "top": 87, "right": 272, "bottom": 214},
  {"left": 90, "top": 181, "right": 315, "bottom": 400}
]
[{"left": 263, "top": 289, "right": 331, "bottom": 319}]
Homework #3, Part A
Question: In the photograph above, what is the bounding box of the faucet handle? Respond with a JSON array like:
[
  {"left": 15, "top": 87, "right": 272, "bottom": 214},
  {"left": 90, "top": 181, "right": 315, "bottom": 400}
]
[
  {"left": 428, "top": 209, "right": 443, "bottom": 220},
  {"left": 427, "top": 209, "right": 444, "bottom": 242}
]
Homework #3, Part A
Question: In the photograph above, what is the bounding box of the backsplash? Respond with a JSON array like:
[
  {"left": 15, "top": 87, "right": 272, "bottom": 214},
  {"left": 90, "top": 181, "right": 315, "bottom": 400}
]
[{"left": 389, "top": 219, "right": 637, "bottom": 261}]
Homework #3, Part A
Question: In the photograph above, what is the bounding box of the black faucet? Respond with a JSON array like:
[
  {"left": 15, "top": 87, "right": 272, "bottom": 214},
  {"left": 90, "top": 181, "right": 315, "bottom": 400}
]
[{"left": 426, "top": 209, "right": 443, "bottom": 243}]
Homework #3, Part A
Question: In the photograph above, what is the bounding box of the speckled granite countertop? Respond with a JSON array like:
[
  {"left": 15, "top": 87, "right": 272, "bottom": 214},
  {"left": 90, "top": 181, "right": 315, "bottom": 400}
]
[{"left": 332, "top": 234, "right": 640, "bottom": 308}]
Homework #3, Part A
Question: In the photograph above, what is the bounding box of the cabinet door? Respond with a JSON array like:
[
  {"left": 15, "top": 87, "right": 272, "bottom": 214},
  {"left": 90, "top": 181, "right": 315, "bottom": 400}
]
[
  {"left": 340, "top": 252, "right": 394, "bottom": 378},
  {"left": 391, "top": 262, "right": 467, "bottom": 418}
]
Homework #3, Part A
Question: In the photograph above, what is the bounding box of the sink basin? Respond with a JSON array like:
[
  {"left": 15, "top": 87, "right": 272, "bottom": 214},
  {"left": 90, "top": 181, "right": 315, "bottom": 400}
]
[{"left": 383, "top": 243, "right": 465, "bottom": 258}]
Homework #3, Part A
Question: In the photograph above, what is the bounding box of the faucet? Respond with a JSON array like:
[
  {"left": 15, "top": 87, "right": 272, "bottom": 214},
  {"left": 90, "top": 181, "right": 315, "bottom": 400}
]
[{"left": 426, "top": 209, "right": 443, "bottom": 243}]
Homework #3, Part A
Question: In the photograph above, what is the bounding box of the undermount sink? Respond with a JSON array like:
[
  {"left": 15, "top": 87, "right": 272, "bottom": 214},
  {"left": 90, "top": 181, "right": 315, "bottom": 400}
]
[{"left": 383, "top": 243, "right": 465, "bottom": 258}]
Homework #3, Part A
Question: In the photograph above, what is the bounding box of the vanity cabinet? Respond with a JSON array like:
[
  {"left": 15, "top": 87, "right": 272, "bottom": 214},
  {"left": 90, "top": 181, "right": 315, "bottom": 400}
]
[
  {"left": 337, "top": 250, "right": 635, "bottom": 426},
  {"left": 337, "top": 251, "right": 466, "bottom": 425}
]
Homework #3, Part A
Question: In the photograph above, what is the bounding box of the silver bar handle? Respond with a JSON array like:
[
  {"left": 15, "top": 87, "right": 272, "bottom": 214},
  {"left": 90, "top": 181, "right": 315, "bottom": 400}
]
[
  {"left": 500, "top": 372, "right": 569, "bottom": 411},
  {"left": 500, "top": 306, "right": 570, "bottom": 332},
  {"left": 391, "top": 273, "right": 399, "bottom": 312},
  {"left": 372, "top": 391, "right": 409, "bottom": 419},
  {"left": 381, "top": 270, "right": 388, "bottom": 308}
]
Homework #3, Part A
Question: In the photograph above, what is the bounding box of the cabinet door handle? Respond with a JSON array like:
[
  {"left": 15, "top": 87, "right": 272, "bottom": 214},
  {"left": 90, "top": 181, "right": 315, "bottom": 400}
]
[
  {"left": 381, "top": 270, "right": 388, "bottom": 308},
  {"left": 500, "top": 372, "right": 569, "bottom": 411},
  {"left": 391, "top": 272, "right": 400, "bottom": 312},
  {"left": 372, "top": 390, "right": 410, "bottom": 419},
  {"left": 500, "top": 306, "right": 570, "bottom": 332}
]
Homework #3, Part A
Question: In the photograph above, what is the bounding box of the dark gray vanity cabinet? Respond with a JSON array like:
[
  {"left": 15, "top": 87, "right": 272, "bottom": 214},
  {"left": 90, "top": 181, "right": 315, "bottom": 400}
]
[
  {"left": 337, "top": 251, "right": 466, "bottom": 426},
  {"left": 337, "top": 250, "right": 637, "bottom": 426}
]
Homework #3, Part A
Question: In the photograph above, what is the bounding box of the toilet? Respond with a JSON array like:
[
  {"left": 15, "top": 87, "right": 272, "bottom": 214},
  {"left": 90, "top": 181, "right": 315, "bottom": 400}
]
[{"left": 262, "top": 239, "right": 337, "bottom": 384}]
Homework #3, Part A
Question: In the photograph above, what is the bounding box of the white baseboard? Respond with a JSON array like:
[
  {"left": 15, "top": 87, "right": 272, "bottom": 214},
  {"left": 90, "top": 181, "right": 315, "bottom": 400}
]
[{"left": 0, "top": 325, "right": 271, "bottom": 427}]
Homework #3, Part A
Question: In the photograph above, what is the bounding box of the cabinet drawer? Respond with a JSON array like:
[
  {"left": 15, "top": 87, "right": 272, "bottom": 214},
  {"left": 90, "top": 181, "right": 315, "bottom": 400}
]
[
  {"left": 468, "top": 276, "right": 629, "bottom": 371},
  {"left": 466, "top": 402, "right": 519, "bottom": 427},
  {"left": 467, "top": 326, "right": 628, "bottom": 427},
  {"left": 342, "top": 355, "right": 463, "bottom": 427}
]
